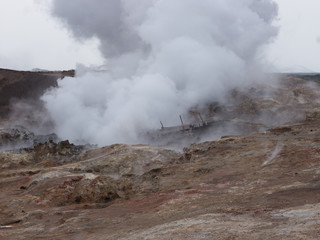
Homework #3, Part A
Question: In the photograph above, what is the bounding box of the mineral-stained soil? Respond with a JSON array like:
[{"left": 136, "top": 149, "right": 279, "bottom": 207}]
[{"left": 1, "top": 71, "right": 320, "bottom": 239}]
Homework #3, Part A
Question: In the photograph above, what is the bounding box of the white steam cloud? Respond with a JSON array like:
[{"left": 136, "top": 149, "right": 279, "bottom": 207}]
[{"left": 42, "top": 0, "right": 278, "bottom": 146}]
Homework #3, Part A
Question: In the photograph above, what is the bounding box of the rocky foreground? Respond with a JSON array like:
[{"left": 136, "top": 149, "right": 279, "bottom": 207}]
[{"left": 1, "top": 72, "right": 320, "bottom": 239}]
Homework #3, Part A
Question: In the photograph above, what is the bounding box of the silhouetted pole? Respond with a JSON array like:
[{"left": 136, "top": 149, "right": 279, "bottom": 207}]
[
  {"left": 179, "top": 115, "right": 185, "bottom": 130},
  {"left": 160, "top": 121, "right": 164, "bottom": 130}
]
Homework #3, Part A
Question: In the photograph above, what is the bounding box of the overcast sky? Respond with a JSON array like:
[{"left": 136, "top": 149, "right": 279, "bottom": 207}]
[{"left": 0, "top": 0, "right": 319, "bottom": 72}]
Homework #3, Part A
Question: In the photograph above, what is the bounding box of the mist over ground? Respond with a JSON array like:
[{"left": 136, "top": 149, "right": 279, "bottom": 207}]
[{"left": 42, "top": 0, "right": 279, "bottom": 146}]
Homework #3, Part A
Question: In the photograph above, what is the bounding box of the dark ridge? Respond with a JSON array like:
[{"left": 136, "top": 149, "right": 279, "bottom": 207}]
[
  {"left": 282, "top": 73, "right": 320, "bottom": 82},
  {"left": 0, "top": 68, "right": 75, "bottom": 118}
]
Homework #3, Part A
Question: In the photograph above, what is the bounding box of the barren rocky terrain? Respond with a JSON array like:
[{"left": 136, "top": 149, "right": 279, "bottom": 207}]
[{"left": 1, "top": 69, "right": 320, "bottom": 239}]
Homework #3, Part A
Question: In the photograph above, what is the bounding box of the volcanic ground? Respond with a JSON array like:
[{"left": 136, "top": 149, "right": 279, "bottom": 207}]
[{"left": 1, "top": 69, "right": 320, "bottom": 239}]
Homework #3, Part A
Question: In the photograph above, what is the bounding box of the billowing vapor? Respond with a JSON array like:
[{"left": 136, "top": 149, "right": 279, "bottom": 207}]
[{"left": 42, "top": 0, "right": 278, "bottom": 146}]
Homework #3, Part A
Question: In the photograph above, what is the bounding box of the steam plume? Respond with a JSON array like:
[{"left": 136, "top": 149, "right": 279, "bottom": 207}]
[{"left": 42, "top": 0, "right": 278, "bottom": 145}]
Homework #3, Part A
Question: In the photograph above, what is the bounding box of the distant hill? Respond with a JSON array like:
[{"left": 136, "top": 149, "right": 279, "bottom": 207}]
[{"left": 0, "top": 68, "right": 74, "bottom": 117}]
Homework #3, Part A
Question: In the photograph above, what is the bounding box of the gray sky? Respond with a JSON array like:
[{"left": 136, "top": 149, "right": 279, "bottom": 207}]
[
  {"left": 0, "top": 0, "right": 319, "bottom": 72},
  {"left": 266, "top": 0, "right": 320, "bottom": 72}
]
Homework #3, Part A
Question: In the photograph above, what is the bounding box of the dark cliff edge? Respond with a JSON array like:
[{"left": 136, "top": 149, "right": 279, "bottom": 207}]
[{"left": 0, "top": 68, "right": 75, "bottom": 118}]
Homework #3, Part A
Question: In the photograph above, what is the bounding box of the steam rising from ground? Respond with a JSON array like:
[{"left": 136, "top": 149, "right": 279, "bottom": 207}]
[{"left": 42, "top": 0, "right": 278, "bottom": 146}]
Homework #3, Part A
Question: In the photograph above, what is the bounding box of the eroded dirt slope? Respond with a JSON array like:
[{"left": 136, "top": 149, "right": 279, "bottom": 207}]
[{"left": 0, "top": 114, "right": 320, "bottom": 239}]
